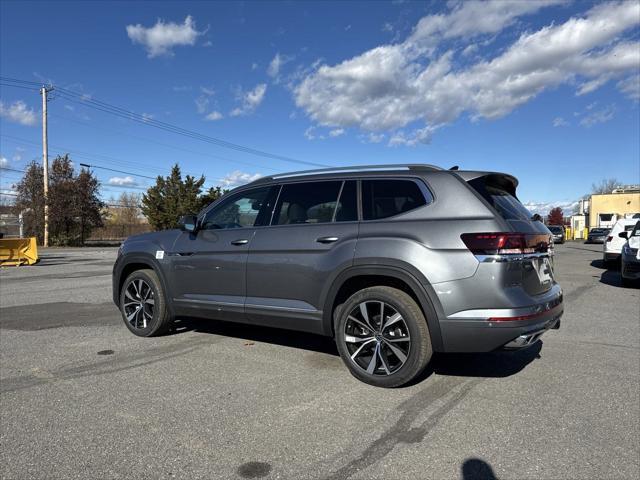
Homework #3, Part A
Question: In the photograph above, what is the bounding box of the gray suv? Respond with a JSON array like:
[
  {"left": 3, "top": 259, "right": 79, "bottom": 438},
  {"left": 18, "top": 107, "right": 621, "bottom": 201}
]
[{"left": 113, "top": 164, "right": 563, "bottom": 387}]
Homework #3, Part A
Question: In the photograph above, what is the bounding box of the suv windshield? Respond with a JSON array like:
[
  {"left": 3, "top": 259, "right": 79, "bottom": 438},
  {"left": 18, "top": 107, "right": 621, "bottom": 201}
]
[{"left": 549, "top": 226, "right": 563, "bottom": 233}]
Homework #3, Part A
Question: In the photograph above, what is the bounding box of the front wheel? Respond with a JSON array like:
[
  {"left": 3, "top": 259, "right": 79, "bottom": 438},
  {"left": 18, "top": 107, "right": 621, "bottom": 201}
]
[
  {"left": 335, "top": 286, "right": 432, "bottom": 388},
  {"left": 120, "top": 269, "right": 172, "bottom": 337}
]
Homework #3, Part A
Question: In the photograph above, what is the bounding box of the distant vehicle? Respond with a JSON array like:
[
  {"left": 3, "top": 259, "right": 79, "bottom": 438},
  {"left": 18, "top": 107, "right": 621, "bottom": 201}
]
[
  {"left": 603, "top": 218, "right": 638, "bottom": 266},
  {"left": 586, "top": 227, "right": 610, "bottom": 244},
  {"left": 112, "top": 164, "right": 562, "bottom": 388},
  {"left": 620, "top": 221, "right": 640, "bottom": 287},
  {"left": 548, "top": 225, "right": 565, "bottom": 244}
]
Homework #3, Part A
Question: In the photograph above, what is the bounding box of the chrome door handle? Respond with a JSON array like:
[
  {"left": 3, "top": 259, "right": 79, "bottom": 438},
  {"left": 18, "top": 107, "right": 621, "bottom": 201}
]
[
  {"left": 230, "top": 239, "right": 249, "bottom": 246},
  {"left": 316, "top": 236, "right": 339, "bottom": 244}
]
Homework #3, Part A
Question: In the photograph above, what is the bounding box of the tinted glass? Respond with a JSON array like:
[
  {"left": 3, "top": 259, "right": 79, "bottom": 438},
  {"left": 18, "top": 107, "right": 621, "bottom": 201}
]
[
  {"left": 469, "top": 178, "right": 532, "bottom": 221},
  {"left": 335, "top": 181, "right": 358, "bottom": 222},
  {"left": 273, "top": 181, "right": 342, "bottom": 225},
  {"left": 201, "top": 186, "right": 271, "bottom": 230},
  {"left": 362, "top": 179, "right": 428, "bottom": 220},
  {"left": 549, "top": 226, "right": 563, "bottom": 233}
]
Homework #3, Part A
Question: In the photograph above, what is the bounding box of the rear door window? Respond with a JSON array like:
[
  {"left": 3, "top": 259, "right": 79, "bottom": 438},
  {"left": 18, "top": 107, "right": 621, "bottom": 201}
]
[
  {"left": 272, "top": 181, "right": 342, "bottom": 225},
  {"left": 362, "top": 179, "right": 430, "bottom": 220}
]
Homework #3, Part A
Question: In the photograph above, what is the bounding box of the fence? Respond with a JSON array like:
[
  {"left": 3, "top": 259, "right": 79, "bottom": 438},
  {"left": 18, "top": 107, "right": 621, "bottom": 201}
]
[{"left": 86, "top": 223, "right": 152, "bottom": 244}]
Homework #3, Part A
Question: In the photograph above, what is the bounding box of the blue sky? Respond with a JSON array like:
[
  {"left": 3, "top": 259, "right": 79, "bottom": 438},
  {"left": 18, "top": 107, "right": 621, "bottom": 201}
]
[{"left": 1, "top": 0, "right": 639, "bottom": 214}]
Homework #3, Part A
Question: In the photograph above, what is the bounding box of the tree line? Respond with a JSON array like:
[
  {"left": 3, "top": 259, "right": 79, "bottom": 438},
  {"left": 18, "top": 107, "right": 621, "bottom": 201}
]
[{"left": 14, "top": 156, "right": 226, "bottom": 245}]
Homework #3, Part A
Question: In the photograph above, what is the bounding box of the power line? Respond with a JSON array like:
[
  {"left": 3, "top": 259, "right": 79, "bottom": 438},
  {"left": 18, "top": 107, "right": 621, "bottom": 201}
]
[
  {"left": 1, "top": 133, "right": 225, "bottom": 181},
  {"left": 47, "top": 112, "right": 281, "bottom": 173},
  {"left": 78, "top": 163, "right": 156, "bottom": 180},
  {"left": 0, "top": 76, "right": 329, "bottom": 168}
]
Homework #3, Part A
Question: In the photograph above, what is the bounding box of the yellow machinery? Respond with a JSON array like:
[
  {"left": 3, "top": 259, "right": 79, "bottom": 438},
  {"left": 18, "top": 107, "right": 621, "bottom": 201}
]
[{"left": 0, "top": 237, "right": 39, "bottom": 266}]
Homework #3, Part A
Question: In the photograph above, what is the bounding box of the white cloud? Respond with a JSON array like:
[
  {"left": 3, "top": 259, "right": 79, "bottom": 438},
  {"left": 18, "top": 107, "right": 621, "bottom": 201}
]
[
  {"left": 251, "top": 62, "right": 259, "bottom": 71},
  {"left": 141, "top": 112, "right": 154, "bottom": 122},
  {"left": 205, "top": 111, "right": 223, "bottom": 121},
  {"left": 329, "top": 128, "right": 345, "bottom": 137},
  {"left": 579, "top": 105, "right": 615, "bottom": 128},
  {"left": 304, "top": 126, "right": 321, "bottom": 140},
  {"left": 267, "top": 53, "right": 293, "bottom": 83},
  {"left": 220, "top": 170, "right": 262, "bottom": 188},
  {"left": 0, "top": 100, "right": 38, "bottom": 126},
  {"left": 618, "top": 74, "right": 640, "bottom": 101},
  {"left": 267, "top": 53, "right": 284, "bottom": 77},
  {"left": 363, "top": 132, "right": 385, "bottom": 143},
  {"left": 108, "top": 176, "right": 138, "bottom": 186},
  {"left": 230, "top": 83, "right": 267, "bottom": 116},
  {"left": 195, "top": 96, "right": 209, "bottom": 114},
  {"left": 0, "top": 156, "right": 8, "bottom": 168},
  {"left": 382, "top": 22, "right": 394, "bottom": 33},
  {"left": 552, "top": 117, "right": 569, "bottom": 127},
  {"left": 126, "top": 15, "right": 203, "bottom": 58},
  {"left": 294, "top": 1, "right": 640, "bottom": 144}
]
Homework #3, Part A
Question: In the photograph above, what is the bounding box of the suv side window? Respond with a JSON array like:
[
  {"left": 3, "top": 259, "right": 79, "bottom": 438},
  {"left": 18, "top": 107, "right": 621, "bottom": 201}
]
[
  {"left": 362, "top": 179, "right": 429, "bottom": 220},
  {"left": 201, "top": 186, "right": 271, "bottom": 230},
  {"left": 273, "top": 181, "right": 342, "bottom": 225}
]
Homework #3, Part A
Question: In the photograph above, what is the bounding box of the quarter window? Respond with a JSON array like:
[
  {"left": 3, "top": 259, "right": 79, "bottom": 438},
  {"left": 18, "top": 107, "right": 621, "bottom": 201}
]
[
  {"left": 362, "top": 179, "right": 429, "bottom": 220},
  {"left": 201, "top": 186, "right": 271, "bottom": 230},
  {"left": 273, "top": 181, "right": 342, "bottom": 225}
]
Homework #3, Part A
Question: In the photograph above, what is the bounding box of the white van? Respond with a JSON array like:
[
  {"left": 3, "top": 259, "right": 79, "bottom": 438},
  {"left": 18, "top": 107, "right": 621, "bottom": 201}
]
[{"left": 603, "top": 218, "right": 639, "bottom": 265}]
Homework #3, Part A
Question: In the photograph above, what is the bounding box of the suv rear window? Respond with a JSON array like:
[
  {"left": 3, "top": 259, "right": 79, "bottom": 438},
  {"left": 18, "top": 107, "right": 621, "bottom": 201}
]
[
  {"left": 468, "top": 176, "right": 532, "bottom": 221},
  {"left": 362, "top": 179, "right": 430, "bottom": 220}
]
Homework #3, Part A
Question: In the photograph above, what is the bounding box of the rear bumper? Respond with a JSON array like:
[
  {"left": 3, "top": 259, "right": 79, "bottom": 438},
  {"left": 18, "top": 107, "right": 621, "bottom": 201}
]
[
  {"left": 604, "top": 252, "right": 621, "bottom": 262},
  {"left": 439, "top": 286, "right": 563, "bottom": 352}
]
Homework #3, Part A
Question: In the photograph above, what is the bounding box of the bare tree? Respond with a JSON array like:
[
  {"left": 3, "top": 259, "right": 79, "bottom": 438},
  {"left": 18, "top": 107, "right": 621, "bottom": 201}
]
[
  {"left": 108, "top": 192, "right": 142, "bottom": 226},
  {"left": 591, "top": 178, "right": 620, "bottom": 194}
]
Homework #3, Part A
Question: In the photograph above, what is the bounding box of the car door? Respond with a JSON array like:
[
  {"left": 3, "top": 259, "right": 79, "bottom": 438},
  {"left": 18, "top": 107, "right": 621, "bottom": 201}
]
[
  {"left": 169, "top": 185, "right": 276, "bottom": 322},
  {"left": 245, "top": 180, "right": 359, "bottom": 333}
]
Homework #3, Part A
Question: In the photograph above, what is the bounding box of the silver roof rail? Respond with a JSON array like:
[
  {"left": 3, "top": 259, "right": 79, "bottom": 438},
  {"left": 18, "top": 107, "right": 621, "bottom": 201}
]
[{"left": 250, "top": 163, "right": 443, "bottom": 184}]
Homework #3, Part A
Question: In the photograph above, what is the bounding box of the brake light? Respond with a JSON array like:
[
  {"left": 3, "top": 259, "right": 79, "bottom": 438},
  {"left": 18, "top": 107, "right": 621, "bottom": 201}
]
[
  {"left": 461, "top": 233, "right": 550, "bottom": 255},
  {"left": 606, "top": 236, "right": 613, "bottom": 242}
]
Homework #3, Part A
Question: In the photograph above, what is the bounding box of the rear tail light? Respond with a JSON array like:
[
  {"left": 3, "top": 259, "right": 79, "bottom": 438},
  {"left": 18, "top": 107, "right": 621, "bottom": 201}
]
[
  {"left": 461, "top": 233, "right": 551, "bottom": 256},
  {"left": 606, "top": 236, "right": 613, "bottom": 242}
]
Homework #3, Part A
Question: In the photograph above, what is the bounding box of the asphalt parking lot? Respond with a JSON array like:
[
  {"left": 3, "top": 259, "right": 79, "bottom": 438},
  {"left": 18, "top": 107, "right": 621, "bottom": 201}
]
[{"left": 1, "top": 243, "right": 638, "bottom": 480}]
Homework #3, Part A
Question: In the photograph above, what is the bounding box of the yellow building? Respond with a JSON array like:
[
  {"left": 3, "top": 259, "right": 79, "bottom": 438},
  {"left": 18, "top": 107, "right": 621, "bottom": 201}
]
[{"left": 589, "top": 191, "right": 640, "bottom": 228}]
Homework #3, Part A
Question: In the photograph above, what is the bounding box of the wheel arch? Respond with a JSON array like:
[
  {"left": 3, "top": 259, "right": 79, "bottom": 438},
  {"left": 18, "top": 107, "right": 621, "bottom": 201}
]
[
  {"left": 322, "top": 266, "right": 445, "bottom": 352},
  {"left": 113, "top": 254, "right": 174, "bottom": 316}
]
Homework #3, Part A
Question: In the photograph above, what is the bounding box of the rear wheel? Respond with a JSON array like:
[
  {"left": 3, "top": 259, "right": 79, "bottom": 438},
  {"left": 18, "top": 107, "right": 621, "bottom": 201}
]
[
  {"left": 120, "top": 269, "right": 172, "bottom": 337},
  {"left": 335, "top": 286, "right": 432, "bottom": 388}
]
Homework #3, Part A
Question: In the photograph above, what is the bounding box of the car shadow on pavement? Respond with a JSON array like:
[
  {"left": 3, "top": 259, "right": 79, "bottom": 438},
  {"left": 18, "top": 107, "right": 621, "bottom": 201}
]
[
  {"left": 169, "top": 317, "right": 543, "bottom": 381},
  {"left": 590, "top": 259, "right": 636, "bottom": 288},
  {"left": 169, "top": 317, "right": 340, "bottom": 356},
  {"left": 405, "top": 341, "right": 543, "bottom": 386}
]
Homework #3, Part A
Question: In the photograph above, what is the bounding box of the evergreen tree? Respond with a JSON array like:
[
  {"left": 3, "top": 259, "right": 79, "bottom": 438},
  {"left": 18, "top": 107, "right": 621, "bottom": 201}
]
[{"left": 141, "top": 164, "right": 205, "bottom": 230}]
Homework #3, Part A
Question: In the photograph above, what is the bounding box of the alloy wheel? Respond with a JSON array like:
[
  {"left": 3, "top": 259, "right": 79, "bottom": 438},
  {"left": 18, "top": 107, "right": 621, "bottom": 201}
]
[
  {"left": 123, "top": 278, "right": 155, "bottom": 330},
  {"left": 343, "top": 300, "right": 411, "bottom": 376}
]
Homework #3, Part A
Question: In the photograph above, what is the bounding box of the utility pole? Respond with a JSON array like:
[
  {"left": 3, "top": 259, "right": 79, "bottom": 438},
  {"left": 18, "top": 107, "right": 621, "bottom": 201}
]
[{"left": 41, "top": 86, "right": 53, "bottom": 247}]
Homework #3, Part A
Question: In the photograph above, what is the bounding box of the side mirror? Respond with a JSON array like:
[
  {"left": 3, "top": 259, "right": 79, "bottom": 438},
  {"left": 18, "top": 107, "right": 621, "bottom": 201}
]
[
  {"left": 178, "top": 215, "right": 198, "bottom": 233},
  {"left": 618, "top": 231, "right": 628, "bottom": 239}
]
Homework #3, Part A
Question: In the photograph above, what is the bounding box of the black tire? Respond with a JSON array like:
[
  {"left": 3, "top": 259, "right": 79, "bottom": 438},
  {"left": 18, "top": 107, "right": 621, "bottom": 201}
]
[
  {"left": 119, "top": 269, "right": 172, "bottom": 337},
  {"left": 334, "top": 286, "right": 432, "bottom": 388}
]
